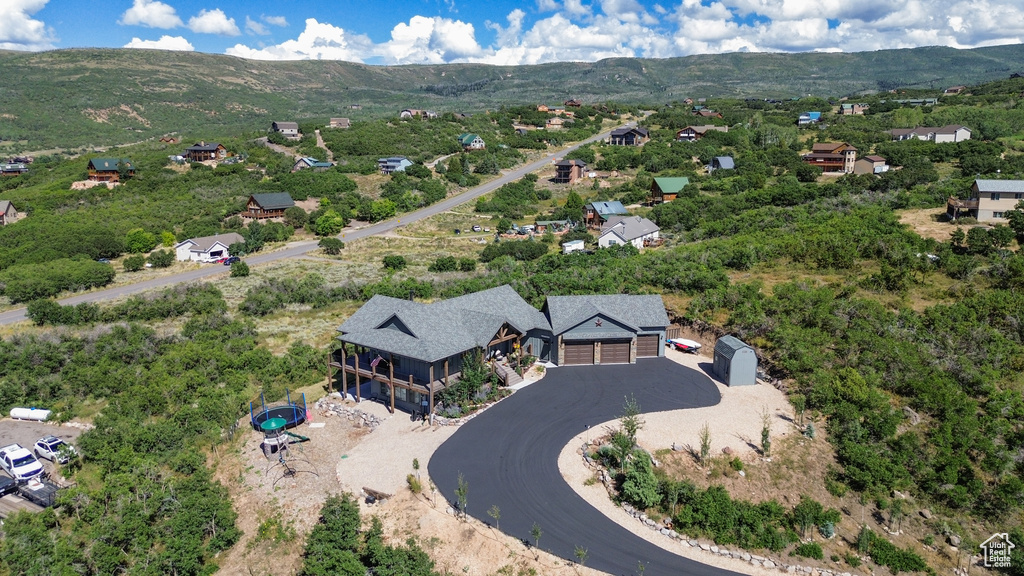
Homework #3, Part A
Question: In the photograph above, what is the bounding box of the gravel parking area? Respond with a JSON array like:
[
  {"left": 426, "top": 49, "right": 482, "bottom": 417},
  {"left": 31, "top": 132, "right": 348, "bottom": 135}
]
[{"left": 0, "top": 418, "right": 85, "bottom": 477}]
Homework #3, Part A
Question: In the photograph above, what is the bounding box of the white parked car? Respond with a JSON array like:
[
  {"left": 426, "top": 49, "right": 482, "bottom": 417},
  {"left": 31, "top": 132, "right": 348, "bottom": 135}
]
[
  {"left": 34, "top": 436, "right": 76, "bottom": 464},
  {"left": 0, "top": 444, "right": 44, "bottom": 481}
]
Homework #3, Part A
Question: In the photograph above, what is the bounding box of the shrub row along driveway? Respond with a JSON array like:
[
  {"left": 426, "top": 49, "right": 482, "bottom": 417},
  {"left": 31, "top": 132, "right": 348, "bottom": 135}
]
[{"left": 429, "top": 358, "right": 743, "bottom": 576}]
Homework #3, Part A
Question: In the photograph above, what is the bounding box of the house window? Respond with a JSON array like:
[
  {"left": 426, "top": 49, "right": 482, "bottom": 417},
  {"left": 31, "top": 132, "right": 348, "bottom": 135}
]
[
  {"left": 994, "top": 212, "right": 1005, "bottom": 219},
  {"left": 1016, "top": 194, "right": 1023, "bottom": 200},
  {"left": 394, "top": 387, "right": 408, "bottom": 402},
  {"left": 992, "top": 193, "right": 1001, "bottom": 201}
]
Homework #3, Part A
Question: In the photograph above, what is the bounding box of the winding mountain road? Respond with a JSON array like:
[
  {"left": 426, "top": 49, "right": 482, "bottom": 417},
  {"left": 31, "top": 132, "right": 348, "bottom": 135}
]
[
  {"left": 429, "top": 359, "right": 745, "bottom": 576},
  {"left": 0, "top": 123, "right": 629, "bottom": 326}
]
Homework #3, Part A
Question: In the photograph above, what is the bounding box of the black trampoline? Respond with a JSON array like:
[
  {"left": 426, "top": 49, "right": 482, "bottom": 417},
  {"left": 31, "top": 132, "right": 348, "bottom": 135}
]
[{"left": 249, "top": 390, "right": 307, "bottom": 430}]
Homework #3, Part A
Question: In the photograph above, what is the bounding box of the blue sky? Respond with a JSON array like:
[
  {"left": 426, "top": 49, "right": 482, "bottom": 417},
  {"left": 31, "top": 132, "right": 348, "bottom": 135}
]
[{"left": 3, "top": 0, "right": 1024, "bottom": 64}]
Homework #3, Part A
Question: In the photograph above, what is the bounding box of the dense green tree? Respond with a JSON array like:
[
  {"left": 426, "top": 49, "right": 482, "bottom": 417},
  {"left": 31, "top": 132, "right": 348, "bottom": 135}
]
[{"left": 124, "top": 228, "right": 158, "bottom": 253}]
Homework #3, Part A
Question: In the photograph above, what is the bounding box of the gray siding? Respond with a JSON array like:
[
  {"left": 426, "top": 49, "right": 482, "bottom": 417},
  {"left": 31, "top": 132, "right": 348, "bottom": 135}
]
[{"left": 713, "top": 345, "right": 757, "bottom": 386}]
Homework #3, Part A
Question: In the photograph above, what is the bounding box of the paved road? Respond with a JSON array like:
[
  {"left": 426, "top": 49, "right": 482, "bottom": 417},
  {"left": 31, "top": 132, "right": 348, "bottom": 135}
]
[
  {"left": 0, "top": 124, "right": 626, "bottom": 326},
  {"left": 428, "top": 359, "right": 744, "bottom": 576}
]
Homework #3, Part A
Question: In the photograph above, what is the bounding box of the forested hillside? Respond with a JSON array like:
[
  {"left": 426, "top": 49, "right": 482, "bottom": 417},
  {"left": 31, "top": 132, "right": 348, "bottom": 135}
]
[{"left": 1, "top": 43, "right": 1024, "bottom": 150}]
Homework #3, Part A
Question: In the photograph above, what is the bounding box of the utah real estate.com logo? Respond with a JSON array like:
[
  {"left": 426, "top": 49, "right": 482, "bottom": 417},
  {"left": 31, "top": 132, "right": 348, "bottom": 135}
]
[{"left": 981, "top": 533, "right": 1015, "bottom": 569}]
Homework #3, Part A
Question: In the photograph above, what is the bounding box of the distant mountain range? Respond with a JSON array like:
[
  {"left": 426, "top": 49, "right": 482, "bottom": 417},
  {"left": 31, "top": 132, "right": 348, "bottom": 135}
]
[{"left": 1, "top": 44, "right": 1023, "bottom": 152}]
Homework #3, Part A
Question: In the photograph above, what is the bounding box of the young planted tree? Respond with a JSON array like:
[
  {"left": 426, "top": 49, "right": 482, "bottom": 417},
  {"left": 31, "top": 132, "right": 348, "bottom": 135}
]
[
  {"left": 574, "top": 545, "right": 589, "bottom": 567},
  {"left": 487, "top": 505, "right": 501, "bottom": 530},
  {"left": 531, "top": 522, "right": 542, "bottom": 550},
  {"left": 791, "top": 393, "right": 806, "bottom": 427},
  {"left": 621, "top": 394, "right": 644, "bottom": 444},
  {"left": 455, "top": 472, "right": 469, "bottom": 520},
  {"left": 760, "top": 407, "right": 772, "bottom": 458},
  {"left": 698, "top": 422, "right": 712, "bottom": 467}
]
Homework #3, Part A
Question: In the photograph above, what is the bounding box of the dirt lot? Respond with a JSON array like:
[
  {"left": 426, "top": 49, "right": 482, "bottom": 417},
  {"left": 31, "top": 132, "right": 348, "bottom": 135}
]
[
  {"left": 0, "top": 418, "right": 85, "bottom": 478},
  {"left": 898, "top": 207, "right": 956, "bottom": 242}
]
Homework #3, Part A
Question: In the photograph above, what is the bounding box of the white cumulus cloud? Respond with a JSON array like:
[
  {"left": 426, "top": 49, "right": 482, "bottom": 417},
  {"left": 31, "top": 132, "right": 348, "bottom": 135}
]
[
  {"left": 123, "top": 35, "right": 194, "bottom": 51},
  {"left": 226, "top": 18, "right": 373, "bottom": 61},
  {"left": 380, "top": 15, "right": 483, "bottom": 64},
  {"left": 245, "top": 16, "right": 268, "bottom": 36},
  {"left": 119, "top": 0, "right": 183, "bottom": 29},
  {"left": 262, "top": 15, "right": 288, "bottom": 27},
  {"left": 0, "top": 0, "right": 56, "bottom": 51},
  {"left": 188, "top": 9, "right": 241, "bottom": 36}
]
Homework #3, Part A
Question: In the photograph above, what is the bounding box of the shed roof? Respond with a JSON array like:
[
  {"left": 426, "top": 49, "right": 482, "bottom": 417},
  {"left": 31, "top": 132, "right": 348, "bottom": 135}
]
[
  {"left": 714, "top": 335, "right": 753, "bottom": 360},
  {"left": 185, "top": 142, "right": 222, "bottom": 152},
  {"left": 545, "top": 293, "right": 668, "bottom": 335},
  {"left": 0, "top": 200, "right": 16, "bottom": 213},
  {"left": 249, "top": 193, "right": 295, "bottom": 210}
]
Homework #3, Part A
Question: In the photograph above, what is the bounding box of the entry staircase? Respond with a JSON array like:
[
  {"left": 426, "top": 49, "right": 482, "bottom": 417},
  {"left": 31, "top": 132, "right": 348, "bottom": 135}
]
[{"left": 494, "top": 362, "right": 523, "bottom": 387}]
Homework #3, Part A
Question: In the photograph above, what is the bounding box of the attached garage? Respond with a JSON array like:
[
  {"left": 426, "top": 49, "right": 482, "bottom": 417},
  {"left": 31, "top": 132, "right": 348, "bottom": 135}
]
[
  {"left": 600, "top": 340, "right": 631, "bottom": 364},
  {"left": 636, "top": 335, "right": 660, "bottom": 358},
  {"left": 563, "top": 342, "right": 595, "bottom": 365}
]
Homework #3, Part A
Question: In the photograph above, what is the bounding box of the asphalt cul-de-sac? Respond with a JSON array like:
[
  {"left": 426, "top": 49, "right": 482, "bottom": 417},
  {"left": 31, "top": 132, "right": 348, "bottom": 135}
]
[{"left": 429, "top": 357, "right": 744, "bottom": 576}]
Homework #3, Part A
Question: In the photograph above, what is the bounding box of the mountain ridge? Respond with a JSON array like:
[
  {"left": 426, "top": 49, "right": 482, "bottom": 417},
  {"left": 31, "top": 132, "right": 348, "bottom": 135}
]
[{"left": 1, "top": 43, "right": 1022, "bottom": 151}]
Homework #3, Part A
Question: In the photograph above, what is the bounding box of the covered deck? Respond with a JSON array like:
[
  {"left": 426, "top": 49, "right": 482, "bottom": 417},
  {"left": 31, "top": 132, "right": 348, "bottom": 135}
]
[{"left": 329, "top": 348, "right": 461, "bottom": 415}]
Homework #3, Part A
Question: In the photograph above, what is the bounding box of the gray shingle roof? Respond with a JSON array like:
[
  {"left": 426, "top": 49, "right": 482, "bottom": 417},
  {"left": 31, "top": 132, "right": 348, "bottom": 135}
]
[
  {"left": 176, "top": 232, "right": 244, "bottom": 252},
  {"left": 600, "top": 215, "right": 660, "bottom": 242},
  {"left": 0, "top": 200, "right": 15, "bottom": 213},
  {"left": 975, "top": 179, "right": 1024, "bottom": 193},
  {"left": 338, "top": 285, "right": 549, "bottom": 363},
  {"left": 545, "top": 293, "right": 668, "bottom": 335}
]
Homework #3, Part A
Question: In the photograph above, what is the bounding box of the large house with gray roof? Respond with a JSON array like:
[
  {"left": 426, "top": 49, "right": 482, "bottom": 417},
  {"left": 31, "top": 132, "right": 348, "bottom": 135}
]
[
  {"left": 598, "top": 215, "right": 660, "bottom": 249},
  {"left": 332, "top": 285, "right": 669, "bottom": 414}
]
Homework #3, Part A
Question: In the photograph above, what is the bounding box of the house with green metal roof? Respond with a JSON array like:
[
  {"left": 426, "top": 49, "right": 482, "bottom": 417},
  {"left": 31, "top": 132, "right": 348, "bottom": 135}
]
[
  {"left": 87, "top": 158, "right": 134, "bottom": 182},
  {"left": 332, "top": 285, "right": 669, "bottom": 414},
  {"left": 651, "top": 177, "right": 690, "bottom": 203},
  {"left": 458, "top": 133, "right": 486, "bottom": 150},
  {"left": 291, "top": 157, "right": 335, "bottom": 173},
  {"left": 243, "top": 193, "right": 295, "bottom": 219}
]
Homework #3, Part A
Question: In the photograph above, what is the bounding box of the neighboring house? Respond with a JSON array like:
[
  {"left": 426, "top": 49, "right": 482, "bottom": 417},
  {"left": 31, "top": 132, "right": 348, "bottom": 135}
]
[
  {"left": 675, "top": 125, "right": 728, "bottom": 142},
  {"left": 709, "top": 156, "right": 735, "bottom": 172},
  {"left": 839, "top": 103, "right": 868, "bottom": 115},
  {"left": 598, "top": 215, "right": 660, "bottom": 249},
  {"left": 329, "top": 118, "right": 351, "bottom": 129},
  {"left": 183, "top": 141, "right": 227, "bottom": 162},
  {"left": 242, "top": 193, "right": 295, "bottom": 219},
  {"left": 854, "top": 155, "right": 890, "bottom": 175},
  {"left": 349, "top": 104, "right": 363, "bottom": 110},
  {"left": 399, "top": 109, "right": 437, "bottom": 119},
  {"left": 292, "top": 157, "right": 335, "bottom": 173},
  {"left": 801, "top": 142, "right": 857, "bottom": 173},
  {"left": 889, "top": 98, "right": 938, "bottom": 106},
  {"left": 546, "top": 117, "right": 567, "bottom": 129},
  {"left": 651, "top": 176, "right": 690, "bottom": 204},
  {"left": 0, "top": 200, "right": 18, "bottom": 225},
  {"left": 159, "top": 136, "right": 178, "bottom": 143},
  {"left": 694, "top": 109, "right": 723, "bottom": 119},
  {"left": 174, "top": 232, "right": 244, "bottom": 262},
  {"left": 889, "top": 125, "right": 972, "bottom": 143},
  {"left": 564, "top": 98, "right": 583, "bottom": 108},
  {"left": 947, "top": 179, "right": 1024, "bottom": 221},
  {"left": 0, "top": 163, "right": 28, "bottom": 176},
  {"left": 271, "top": 121, "right": 300, "bottom": 139},
  {"left": 609, "top": 127, "right": 650, "bottom": 146},
  {"left": 798, "top": 111, "right": 822, "bottom": 125},
  {"left": 584, "top": 200, "right": 629, "bottom": 228},
  {"left": 553, "top": 159, "right": 587, "bottom": 184},
  {"left": 87, "top": 158, "right": 134, "bottom": 182},
  {"left": 944, "top": 85, "right": 967, "bottom": 95},
  {"left": 458, "top": 133, "right": 486, "bottom": 150},
  {"left": 536, "top": 104, "right": 550, "bottom": 112},
  {"left": 378, "top": 156, "right": 413, "bottom": 175},
  {"left": 332, "top": 285, "right": 669, "bottom": 413}
]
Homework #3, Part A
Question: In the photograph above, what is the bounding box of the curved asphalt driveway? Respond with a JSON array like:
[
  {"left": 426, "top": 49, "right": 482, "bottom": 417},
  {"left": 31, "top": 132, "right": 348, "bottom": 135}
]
[
  {"left": 429, "top": 358, "right": 744, "bottom": 576},
  {"left": 0, "top": 123, "right": 629, "bottom": 326}
]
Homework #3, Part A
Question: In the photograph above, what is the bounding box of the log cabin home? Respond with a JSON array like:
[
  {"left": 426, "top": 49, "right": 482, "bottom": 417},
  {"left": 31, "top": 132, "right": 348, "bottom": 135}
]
[
  {"left": 242, "top": 193, "right": 295, "bottom": 219},
  {"left": 87, "top": 158, "right": 134, "bottom": 182},
  {"left": 183, "top": 142, "right": 227, "bottom": 162}
]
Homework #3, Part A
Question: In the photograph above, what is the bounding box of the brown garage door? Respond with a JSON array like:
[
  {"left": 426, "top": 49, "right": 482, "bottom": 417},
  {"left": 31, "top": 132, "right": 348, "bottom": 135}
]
[
  {"left": 600, "top": 340, "right": 631, "bottom": 364},
  {"left": 563, "top": 342, "right": 595, "bottom": 365},
  {"left": 636, "top": 335, "right": 660, "bottom": 358}
]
